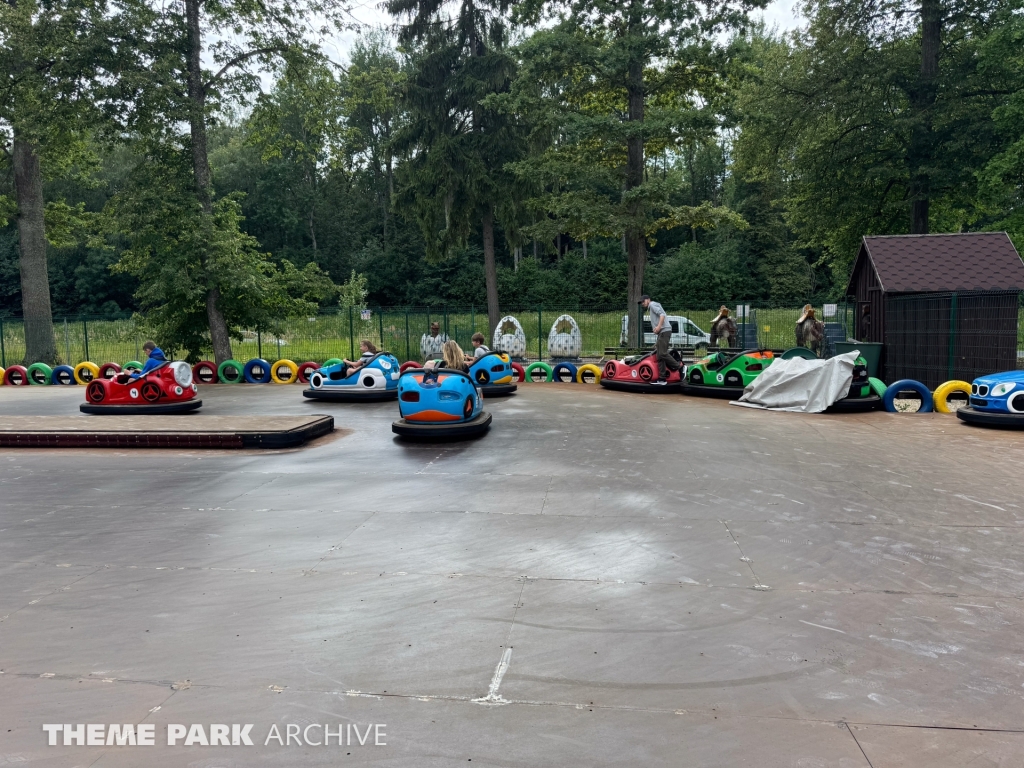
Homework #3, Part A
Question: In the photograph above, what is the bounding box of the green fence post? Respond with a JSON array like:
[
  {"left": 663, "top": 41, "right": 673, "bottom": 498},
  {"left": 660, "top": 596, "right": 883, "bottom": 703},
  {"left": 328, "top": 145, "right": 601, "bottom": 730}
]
[
  {"left": 379, "top": 310, "right": 385, "bottom": 352},
  {"left": 277, "top": 333, "right": 281, "bottom": 361},
  {"left": 0, "top": 317, "right": 5, "bottom": 368},
  {"left": 257, "top": 328, "right": 262, "bottom": 360},
  {"left": 349, "top": 305, "right": 355, "bottom": 359},
  {"left": 405, "top": 311, "right": 410, "bottom": 361},
  {"left": 443, "top": 308, "right": 448, "bottom": 338},
  {"left": 64, "top": 318, "right": 70, "bottom": 364},
  {"left": 948, "top": 292, "right": 958, "bottom": 380},
  {"left": 537, "top": 306, "right": 542, "bottom": 361},
  {"left": 83, "top": 318, "right": 89, "bottom": 362},
  {"left": 471, "top": 306, "right": 475, "bottom": 336}
]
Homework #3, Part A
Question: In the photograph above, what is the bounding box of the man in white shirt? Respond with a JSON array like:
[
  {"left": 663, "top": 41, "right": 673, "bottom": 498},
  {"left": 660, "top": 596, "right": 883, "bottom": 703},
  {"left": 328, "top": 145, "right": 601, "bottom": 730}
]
[{"left": 420, "top": 322, "right": 448, "bottom": 361}]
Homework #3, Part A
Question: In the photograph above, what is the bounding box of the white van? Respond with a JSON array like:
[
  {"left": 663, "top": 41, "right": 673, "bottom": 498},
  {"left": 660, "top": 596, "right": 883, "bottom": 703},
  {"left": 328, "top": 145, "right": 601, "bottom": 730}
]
[{"left": 620, "top": 314, "right": 711, "bottom": 347}]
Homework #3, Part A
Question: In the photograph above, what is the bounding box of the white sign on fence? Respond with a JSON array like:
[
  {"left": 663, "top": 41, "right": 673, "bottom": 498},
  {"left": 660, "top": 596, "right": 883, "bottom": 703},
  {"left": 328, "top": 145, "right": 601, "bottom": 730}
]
[
  {"left": 823, "top": 304, "right": 837, "bottom": 318},
  {"left": 360, "top": 310, "right": 372, "bottom": 321}
]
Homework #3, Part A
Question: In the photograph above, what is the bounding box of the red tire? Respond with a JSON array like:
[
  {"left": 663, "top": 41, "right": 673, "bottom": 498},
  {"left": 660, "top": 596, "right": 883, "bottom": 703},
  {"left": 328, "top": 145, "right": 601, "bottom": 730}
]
[
  {"left": 98, "top": 362, "right": 121, "bottom": 379},
  {"left": 3, "top": 365, "right": 29, "bottom": 386},
  {"left": 510, "top": 362, "right": 526, "bottom": 383},
  {"left": 297, "top": 361, "right": 319, "bottom": 384},
  {"left": 400, "top": 361, "right": 424, "bottom": 373},
  {"left": 192, "top": 360, "right": 218, "bottom": 384}
]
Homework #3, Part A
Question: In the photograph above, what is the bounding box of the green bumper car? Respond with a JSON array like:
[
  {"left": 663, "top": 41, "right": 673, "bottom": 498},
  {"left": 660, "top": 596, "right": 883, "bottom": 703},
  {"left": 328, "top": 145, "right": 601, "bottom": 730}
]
[{"left": 682, "top": 349, "right": 775, "bottom": 400}]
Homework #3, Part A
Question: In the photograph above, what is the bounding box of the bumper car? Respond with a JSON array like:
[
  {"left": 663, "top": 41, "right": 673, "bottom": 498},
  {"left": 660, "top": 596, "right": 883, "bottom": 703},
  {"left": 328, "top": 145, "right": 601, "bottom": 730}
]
[
  {"left": 599, "top": 350, "right": 685, "bottom": 393},
  {"left": 302, "top": 353, "right": 400, "bottom": 402},
  {"left": 392, "top": 368, "right": 492, "bottom": 439},
  {"left": 682, "top": 349, "right": 774, "bottom": 399},
  {"left": 79, "top": 361, "right": 201, "bottom": 414},
  {"left": 956, "top": 372, "right": 1024, "bottom": 428},
  {"left": 824, "top": 357, "right": 881, "bottom": 412},
  {"left": 468, "top": 352, "right": 517, "bottom": 396}
]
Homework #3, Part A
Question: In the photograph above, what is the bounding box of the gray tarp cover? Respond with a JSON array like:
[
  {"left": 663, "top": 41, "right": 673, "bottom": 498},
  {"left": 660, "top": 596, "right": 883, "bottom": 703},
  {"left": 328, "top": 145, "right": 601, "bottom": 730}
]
[{"left": 730, "top": 350, "right": 860, "bottom": 413}]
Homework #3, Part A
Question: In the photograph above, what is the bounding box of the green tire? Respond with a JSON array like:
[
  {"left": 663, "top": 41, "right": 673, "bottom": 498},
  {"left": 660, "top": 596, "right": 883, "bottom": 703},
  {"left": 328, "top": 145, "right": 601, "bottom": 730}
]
[
  {"left": 217, "top": 359, "right": 244, "bottom": 384},
  {"left": 26, "top": 362, "right": 53, "bottom": 385},
  {"left": 324, "top": 358, "right": 343, "bottom": 367},
  {"left": 123, "top": 360, "right": 144, "bottom": 373},
  {"left": 868, "top": 377, "right": 887, "bottom": 398},
  {"left": 524, "top": 361, "right": 553, "bottom": 383}
]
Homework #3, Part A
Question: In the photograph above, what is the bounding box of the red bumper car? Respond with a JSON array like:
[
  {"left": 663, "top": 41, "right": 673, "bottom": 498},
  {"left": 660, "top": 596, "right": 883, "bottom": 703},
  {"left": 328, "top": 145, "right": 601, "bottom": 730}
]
[
  {"left": 599, "top": 350, "right": 685, "bottom": 394},
  {"left": 80, "top": 361, "right": 202, "bottom": 415}
]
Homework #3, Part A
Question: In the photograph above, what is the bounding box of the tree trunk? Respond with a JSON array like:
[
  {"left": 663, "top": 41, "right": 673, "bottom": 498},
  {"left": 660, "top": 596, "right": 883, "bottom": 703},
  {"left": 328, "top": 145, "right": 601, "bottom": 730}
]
[
  {"left": 625, "top": 55, "right": 646, "bottom": 348},
  {"left": 908, "top": 0, "right": 941, "bottom": 234},
  {"left": 13, "top": 138, "right": 57, "bottom": 365},
  {"left": 185, "top": 0, "right": 233, "bottom": 363},
  {"left": 482, "top": 208, "right": 500, "bottom": 336}
]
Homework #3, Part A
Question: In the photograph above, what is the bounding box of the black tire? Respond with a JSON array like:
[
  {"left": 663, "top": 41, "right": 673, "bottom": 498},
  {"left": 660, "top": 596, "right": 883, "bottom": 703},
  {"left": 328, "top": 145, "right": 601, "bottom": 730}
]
[
  {"left": 392, "top": 411, "right": 492, "bottom": 440},
  {"left": 689, "top": 370, "right": 704, "bottom": 385},
  {"left": 680, "top": 383, "right": 745, "bottom": 400},
  {"left": 79, "top": 400, "right": 203, "bottom": 415},
  {"left": 724, "top": 370, "right": 743, "bottom": 387},
  {"left": 956, "top": 407, "right": 1024, "bottom": 429},
  {"left": 302, "top": 388, "right": 398, "bottom": 402}
]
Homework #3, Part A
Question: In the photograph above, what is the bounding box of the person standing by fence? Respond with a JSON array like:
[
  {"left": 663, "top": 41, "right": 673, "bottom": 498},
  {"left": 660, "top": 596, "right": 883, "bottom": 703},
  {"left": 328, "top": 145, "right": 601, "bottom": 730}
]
[
  {"left": 420, "top": 322, "right": 448, "bottom": 361},
  {"left": 641, "top": 295, "right": 681, "bottom": 384}
]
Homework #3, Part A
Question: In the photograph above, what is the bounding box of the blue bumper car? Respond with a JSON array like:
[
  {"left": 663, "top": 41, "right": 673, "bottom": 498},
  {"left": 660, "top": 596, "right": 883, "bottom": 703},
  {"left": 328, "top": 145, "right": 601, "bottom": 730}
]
[
  {"left": 468, "top": 352, "right": 517, "bottom": 396},
  {"left": 392, "top": 368, "right": 492, "bottom": 439},
  {"left": 302, "top": 353, "right": 400, "bottom": 402},
  {"left": 957, "top": 371, "right": 1024, "bottom": 428}
]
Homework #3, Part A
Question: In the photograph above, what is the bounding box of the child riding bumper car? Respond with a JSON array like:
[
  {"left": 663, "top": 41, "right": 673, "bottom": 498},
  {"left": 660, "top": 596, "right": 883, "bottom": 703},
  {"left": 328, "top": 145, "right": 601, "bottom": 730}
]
[
  {"left": 682, "top": 349, "right": 774, "bottom": 400},
  {"left": 79, "top": 361, "right": 201, "bottom": 414},
  {"left": 392, "top": 368, "right": 492, "bottom": 439},
  {"left": 468, "top": 352, "right": 517, "bottom": 396},
  {"left": 599, "top": 350, "right": 685, "bottom": 393},
  {"left": 303, "top": 353, "right": 400, "bottom": 402},
  {"left": 956, "top": 371, "right": 1024, "bottom": 428}
]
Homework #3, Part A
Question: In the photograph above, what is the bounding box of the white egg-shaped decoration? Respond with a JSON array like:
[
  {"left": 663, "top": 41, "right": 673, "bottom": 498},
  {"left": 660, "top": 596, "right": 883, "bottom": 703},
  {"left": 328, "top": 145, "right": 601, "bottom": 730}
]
[
  {"left": 492, "top": 316, "right": 527, "bottom": 358},
  {"left": 547, "top": 314, "right": 582, "bottom": 359}
]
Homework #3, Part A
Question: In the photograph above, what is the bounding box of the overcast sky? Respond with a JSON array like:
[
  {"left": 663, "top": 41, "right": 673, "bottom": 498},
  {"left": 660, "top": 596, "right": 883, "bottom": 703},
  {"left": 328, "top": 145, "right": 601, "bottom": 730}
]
[{"left": 321, "top": 0, "right": 805, "bottom": 65}]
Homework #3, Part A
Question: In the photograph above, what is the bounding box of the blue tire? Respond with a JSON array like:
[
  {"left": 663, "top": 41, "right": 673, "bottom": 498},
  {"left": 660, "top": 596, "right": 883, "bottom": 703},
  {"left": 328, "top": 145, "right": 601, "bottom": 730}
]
[
  {"left": 883, "top": 379, "right": 934, "bottom": 413},
  {"left": 51, "top": 365, "right": 76, "bottom": 385},
  {"left": 243, "top": 358, "right": 272, "bottom": 384},
  {"left": 551, "top": 362, "right": 578, "bottom": 383}
]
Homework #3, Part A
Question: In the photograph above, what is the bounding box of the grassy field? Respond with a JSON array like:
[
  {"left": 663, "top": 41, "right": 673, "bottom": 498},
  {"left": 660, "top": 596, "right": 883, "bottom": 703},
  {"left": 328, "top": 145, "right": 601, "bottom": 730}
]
[{"left": 1, "top": 305, "right": 1021, "bottom": 368}]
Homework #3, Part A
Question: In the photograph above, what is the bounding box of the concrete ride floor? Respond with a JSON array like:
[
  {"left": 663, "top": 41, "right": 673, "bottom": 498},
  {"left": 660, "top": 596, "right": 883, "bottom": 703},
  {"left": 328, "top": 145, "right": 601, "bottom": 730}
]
[{"left": 1, "top": 383, "right": 1024, "bottom": 766}]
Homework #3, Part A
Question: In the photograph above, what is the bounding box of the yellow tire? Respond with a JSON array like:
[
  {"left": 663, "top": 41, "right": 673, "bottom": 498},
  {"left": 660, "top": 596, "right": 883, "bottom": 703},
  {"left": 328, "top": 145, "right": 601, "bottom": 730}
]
[
  {"left": 576, "top": 363, "right": 602, "bottom": 384},
  {"left": 74, "top": 361, "right": 100, "bottom": 385},
  {"left": 0, "top": 366, "right": 4, "bottom": 385},
  {"left": 270, "top": 359, "right": 299, "bottom": 384},
  {"left": 933, "top": 379, "right": 971, "bottom": 413}
]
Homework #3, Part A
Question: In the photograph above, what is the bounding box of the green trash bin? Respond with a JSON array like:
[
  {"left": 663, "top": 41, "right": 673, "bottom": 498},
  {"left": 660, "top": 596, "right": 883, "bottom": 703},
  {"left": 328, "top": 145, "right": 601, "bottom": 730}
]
[{"left": 835, "top": 341, "right": 882, "bottom": 379}]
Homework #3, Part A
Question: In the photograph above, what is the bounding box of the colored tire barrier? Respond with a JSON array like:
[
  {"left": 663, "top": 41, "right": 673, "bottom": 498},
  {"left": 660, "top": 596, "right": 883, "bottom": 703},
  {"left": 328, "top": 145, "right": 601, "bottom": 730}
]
[
  {"left": 51, "top": 365, "right": 76, "bottom": 385},
  {"left": 98, "top": 362, "right": 122, "bottom": 379},
  {"left": 524, "top": 361, "right": 553, "bottom": 383},
  {"left": 243, "top": 358, "right": 272, "bottom": 384},
  {"left": 4, "top": 365, "right": 29, "bottom": 386},
  {"left": 510, "top": 362, "right": 526, "bottom": 383},
  {"left": 192, "top": 361, "right": 218, "bottom": 384},
  {"left": 217, "top": 359, "right": 244, "bottom": 384},
  {"left": 883, "top": 379, "right": 934, "bottom": 414},
  {"left": 74, "top": 361, "right": 100, "bottom": 385},
  {"left": 0, "top": 366, "right": 4, "bottom": 384},
  {"left": 324, "top": 358, "right": 343, "bottom": 367},
  {"left": 27, "top": 362, "right": 53, "bottom": 385},
  {"left": 271, "top": 359, "right": 298, "bottom": 384},
  {"left": 551, "top": 362, "right": 578, "bottom": 383},
  {"left": 576, "top": 363, "right": 602, "bottom": 384},
  {"left": 400, "top": 361, "right": 423, "bottom": 374},
  {"left": 296, "top": 361, "right": 319, "bottom": 383},
  {"left": 868, "top": 377, "right": 887, "bottom": 399},
  {"left": 122, "top": 360, "right": 144, "bottom": 374},
  {"left": 933, "top": 380, "right": 972, "bottom": 414}
]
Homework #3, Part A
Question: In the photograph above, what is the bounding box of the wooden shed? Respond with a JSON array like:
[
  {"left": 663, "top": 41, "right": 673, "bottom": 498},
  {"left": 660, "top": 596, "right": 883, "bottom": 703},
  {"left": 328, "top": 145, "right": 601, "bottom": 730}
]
[{"left": 845, "top": 233, "right": 1024, "bottom": 387}]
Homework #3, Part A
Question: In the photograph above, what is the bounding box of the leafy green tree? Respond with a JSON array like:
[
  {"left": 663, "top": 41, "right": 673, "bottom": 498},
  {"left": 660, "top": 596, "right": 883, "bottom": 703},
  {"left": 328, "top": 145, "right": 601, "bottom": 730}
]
[
  {"left": 737, "top": 1, "right": 1022, "bottom": 276},
  {"left": 388, "top": 0, "right": 523, "bottom": 334},
  {"left": 108, "top": 147, "right": 336, "bottom": 359},
  {"left": 117, "top": 0, "right": 350, "bottom": 363},
  {"left": 506, "top": 0, "right": 759, "bottom": 343},
  {"left": 0, "top": 0, "right": 140, "bottom": 362}
]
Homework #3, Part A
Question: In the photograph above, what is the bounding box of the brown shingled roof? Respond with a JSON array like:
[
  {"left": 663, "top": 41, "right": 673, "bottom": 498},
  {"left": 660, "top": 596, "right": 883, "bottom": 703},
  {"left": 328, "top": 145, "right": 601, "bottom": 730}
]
[{"left": 847, "top": 232, "right": 1024, "bottom": 294}]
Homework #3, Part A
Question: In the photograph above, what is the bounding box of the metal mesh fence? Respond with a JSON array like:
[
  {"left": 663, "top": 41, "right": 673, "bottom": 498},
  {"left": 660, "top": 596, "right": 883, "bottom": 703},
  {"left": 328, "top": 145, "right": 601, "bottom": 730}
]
[{"left": 1, "top": 299, "right": 1020, "bottom": 374}]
